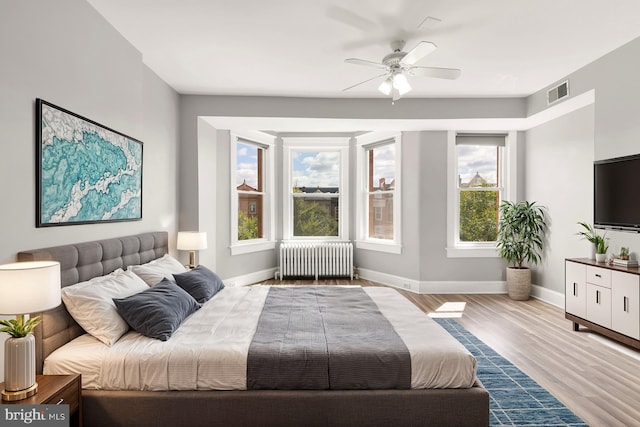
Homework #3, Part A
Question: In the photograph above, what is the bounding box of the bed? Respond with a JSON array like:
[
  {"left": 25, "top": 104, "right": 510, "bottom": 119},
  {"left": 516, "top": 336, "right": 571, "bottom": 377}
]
[{"left": 18, "top": 232, "right": 489, "bottom": 427}]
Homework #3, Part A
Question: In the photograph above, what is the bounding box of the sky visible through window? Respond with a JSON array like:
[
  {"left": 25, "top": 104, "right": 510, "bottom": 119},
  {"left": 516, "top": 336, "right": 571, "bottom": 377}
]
[
  {"left": 371, "top": 144, "right": 395, "bottom": 188},
  {"left": 457, "top": 145, "right": 497, "bottom": 185},
  {"left": 236, "top": 142, "right": 258, "bottom": 188},
  {"left": 292, "top": 151, "right": 340, "bottom": 188}
]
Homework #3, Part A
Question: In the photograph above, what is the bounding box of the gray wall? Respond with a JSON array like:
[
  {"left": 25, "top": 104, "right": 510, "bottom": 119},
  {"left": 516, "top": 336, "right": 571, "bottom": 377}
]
[
  {"left": 525, "top": 36, "right": 640, "bottom": 292},
  {"left": 524, "top": 106, "right": 595, "bottom": 293},
  {"left": 0, "top": 0, "right": 180, "bottom": 380}
]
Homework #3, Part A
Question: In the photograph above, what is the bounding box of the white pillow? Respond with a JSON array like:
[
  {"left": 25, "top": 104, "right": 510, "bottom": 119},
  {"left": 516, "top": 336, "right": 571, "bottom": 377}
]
[
  {"left": 128, "top": 254, "right": 186, "bottom": 286},
  {"left": 61, "top": 269, "right": 149, "bottom": 346}
]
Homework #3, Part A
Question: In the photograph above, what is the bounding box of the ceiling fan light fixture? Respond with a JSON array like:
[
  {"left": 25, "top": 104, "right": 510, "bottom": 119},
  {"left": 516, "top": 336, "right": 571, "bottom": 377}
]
[
  {"left": 393, "top": 72, "right": 411, "bottom": 95},
  {"left": 378, "top": 77, "right": 393, "bottom": 95}
]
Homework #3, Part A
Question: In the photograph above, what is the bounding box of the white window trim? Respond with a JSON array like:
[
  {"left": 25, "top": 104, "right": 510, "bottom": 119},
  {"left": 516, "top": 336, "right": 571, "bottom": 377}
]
[
  {"left": 230, "top": 130, "right": 276, "bottom": 255},
  {"left": 446, "top": 130, "right": 517, "bottom": 258},
  {"left": 355, "top": 131, "right": 402, "bottom": 254},
  {"left": 282, "top": 137, "right": 350, "bottom": 241}
]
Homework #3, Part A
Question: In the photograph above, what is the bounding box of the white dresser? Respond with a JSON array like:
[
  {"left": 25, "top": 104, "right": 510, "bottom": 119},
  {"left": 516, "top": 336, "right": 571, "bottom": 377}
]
[{"left": 565, "top": 258, "right": 640, "bottom": 348}]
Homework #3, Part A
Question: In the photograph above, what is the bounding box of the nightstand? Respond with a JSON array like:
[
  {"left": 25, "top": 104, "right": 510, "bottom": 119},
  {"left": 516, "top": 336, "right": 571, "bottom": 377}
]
[{"left": 1, "top": 374, "right": 82, "bottom": 427}]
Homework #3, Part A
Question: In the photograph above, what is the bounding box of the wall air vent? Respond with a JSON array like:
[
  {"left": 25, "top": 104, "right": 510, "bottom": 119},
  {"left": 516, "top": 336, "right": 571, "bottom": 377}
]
[{"left": 547, "top": 80, "right": 569, "bottom": 105}]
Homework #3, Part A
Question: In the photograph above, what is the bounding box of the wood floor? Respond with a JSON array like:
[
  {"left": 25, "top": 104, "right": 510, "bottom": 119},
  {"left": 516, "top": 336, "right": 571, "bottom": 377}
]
[{"left": 262, "top": 278, "right": 640, "bottom": 426}]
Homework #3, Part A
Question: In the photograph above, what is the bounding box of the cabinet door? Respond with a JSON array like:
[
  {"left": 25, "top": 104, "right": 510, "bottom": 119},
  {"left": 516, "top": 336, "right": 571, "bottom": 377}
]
[
  {"left": 611, "top": 271, "right": 640, "bottom": 339},
  {"left": 586, "top": 283, "right": 611, "bottom": 328},
  {"left": 565, "top": 261, "right": 586, "bottom": 318}
]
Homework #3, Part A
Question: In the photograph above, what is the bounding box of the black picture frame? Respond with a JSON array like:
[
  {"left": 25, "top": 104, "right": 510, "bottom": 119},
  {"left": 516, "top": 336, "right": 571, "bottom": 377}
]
[{"left": 36, "top": 98, "right": 143, "bottom": 227}]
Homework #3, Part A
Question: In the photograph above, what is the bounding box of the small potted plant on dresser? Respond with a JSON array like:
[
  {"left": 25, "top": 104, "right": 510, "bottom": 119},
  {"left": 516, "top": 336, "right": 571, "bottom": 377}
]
[
  {"left": 576, "top": 221, "right": 608, "bottom": 262},
  {"left": 619, "top": 247, "right": 629, "bottom": 260},
  {"left": 496, "top": 200, "right": 548, "bottom": 300}
]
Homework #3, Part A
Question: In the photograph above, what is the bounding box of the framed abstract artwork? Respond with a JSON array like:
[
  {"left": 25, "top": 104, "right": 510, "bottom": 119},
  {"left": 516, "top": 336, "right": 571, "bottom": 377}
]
[{"left": 36, "top": 98, "right": 143, "bottom": 227}]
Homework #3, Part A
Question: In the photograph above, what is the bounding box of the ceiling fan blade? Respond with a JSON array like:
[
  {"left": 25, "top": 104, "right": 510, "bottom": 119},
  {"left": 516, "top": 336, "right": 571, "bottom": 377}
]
[
  {"left": 409, "top": 66, "right": 461, "bottom": 80},
  {"left": 400, "top": 41, "right": 437, "bottom": 66},
  {"left": 418, "top": 16, "right": 442, "bottom": 30},
  {"left": 327, "top": 6, "right": 378, "bottom": 32},
  {"left": 342, "top": 73, "right": 388, "bottom": 91},
  {"left": 345, "top": 58, "right": 388, "bottom": 69}
]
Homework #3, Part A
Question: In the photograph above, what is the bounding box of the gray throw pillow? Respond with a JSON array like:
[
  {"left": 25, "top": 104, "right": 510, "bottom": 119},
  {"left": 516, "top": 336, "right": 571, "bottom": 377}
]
[
  {"left": 173, "top": 265, "right": 225, "bottom": 303},
  {"left": 113, "top": 278, "right": 200, "bottom": 341}
]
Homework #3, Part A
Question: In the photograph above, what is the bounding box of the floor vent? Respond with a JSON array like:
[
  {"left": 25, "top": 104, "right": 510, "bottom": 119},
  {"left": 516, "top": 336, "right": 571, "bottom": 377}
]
[{"left": 547, "top": 80, "right": 569, "bottom": 105}]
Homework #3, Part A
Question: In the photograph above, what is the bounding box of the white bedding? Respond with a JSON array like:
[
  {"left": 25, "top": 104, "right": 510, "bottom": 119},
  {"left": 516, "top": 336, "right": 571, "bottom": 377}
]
[{"left": 44, "top": 286, "right": 477, "bottom": 391}]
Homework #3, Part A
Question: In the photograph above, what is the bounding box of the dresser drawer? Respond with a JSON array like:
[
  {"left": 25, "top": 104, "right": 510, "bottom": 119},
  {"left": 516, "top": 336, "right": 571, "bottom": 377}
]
[
  {"left": 586, "top": 266, "right": 611, "bottom": 288},
  {"left": 43, "top": 381, "right": 79, "bottom": 413}
]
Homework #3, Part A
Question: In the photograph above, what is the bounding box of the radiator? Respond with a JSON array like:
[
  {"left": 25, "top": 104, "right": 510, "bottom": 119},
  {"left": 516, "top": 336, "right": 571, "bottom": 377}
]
[{"left": 279, "top": 241, "right": 353, "bottom": 280}]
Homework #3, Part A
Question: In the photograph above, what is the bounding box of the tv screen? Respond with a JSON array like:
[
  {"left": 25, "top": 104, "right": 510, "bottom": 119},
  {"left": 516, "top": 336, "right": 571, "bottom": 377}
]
[{"left": 594, "top": 154, "right": 640, "bottom": 232}]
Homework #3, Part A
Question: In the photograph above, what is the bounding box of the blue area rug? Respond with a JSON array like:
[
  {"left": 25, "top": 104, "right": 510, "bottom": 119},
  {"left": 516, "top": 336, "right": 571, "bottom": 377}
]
[{"left": 434, "top": 318, "right": 588, "bottom": 427}]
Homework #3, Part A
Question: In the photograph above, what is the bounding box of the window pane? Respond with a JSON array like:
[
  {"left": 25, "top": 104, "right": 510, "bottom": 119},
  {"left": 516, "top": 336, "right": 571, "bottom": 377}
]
[
  {"left": 456, "top": 144, "right": 498, "bottom": 187},
  {"left": 459, "top": 190, "right": 499, "bottom": 242},
  {"left": 368, "top": 193, "right": 394, "bottom": 239},
  {"left": 238, "top": 194, "right": 263, "bottom": 240},
  {"left": 292, "top": 151, "right": 340, "bottom": 191},
  {"left": 368, "top": 145, "right": 395, "bottom": 191},
  {"left": 457, "top": 142, "right": 500, "bottom": 243},
  {"left": 293, "top": 197, "right": 339, "bottom": 237},
  {"left": 291, "top": 150, "right": 340, "bottom": 237},
  {"left": 236, "top": 142, "right": 263, "bottom": 191},
  {"left": 236, "top": 140, "right": 264, "bottom": 241}
]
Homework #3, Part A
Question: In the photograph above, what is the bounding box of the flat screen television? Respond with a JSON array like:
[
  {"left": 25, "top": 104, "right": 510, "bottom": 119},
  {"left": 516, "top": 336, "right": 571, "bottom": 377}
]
[{"left": 594, "top": 153, "right": 640, "bottom": 232}]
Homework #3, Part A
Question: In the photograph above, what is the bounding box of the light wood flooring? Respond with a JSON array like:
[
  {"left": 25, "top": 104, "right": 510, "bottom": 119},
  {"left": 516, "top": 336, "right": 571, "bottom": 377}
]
[{"left": 262, "top": 278, "right": 640, "bottom": 426}]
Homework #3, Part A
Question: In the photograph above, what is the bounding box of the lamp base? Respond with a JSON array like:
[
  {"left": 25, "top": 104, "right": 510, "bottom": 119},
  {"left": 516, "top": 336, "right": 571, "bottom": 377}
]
[
  {"left": 187, "top": 251, "right": 196, "bottom": 269},
  {"left": 1, "top": 382, "right": 38, "bottom": 402}
]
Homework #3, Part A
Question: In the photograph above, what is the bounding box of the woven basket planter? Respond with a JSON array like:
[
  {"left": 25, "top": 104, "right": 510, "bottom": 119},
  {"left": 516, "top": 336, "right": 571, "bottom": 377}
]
[{"left": 506, "top": 267, "right": 531, "bottom": 301}]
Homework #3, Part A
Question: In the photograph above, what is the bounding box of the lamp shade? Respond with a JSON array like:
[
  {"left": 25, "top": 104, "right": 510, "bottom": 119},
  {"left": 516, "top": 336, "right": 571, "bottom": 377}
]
[
  {"left": 177, "top": 231, "right": 207, "bottom": 251},
  {"left": 0, "top": 261, "right": 61, "bottom": 315}
]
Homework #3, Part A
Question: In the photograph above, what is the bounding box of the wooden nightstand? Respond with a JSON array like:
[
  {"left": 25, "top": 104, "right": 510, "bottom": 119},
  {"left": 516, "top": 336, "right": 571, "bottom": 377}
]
[{"left": 1, "top": 374, "right": 82, "bottom": 427}]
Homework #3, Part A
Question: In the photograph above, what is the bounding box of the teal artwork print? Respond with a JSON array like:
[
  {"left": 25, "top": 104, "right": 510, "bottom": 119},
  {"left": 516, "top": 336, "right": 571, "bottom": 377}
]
[{"left": 37, "top": 99, "right": 143, "bottom": 226}]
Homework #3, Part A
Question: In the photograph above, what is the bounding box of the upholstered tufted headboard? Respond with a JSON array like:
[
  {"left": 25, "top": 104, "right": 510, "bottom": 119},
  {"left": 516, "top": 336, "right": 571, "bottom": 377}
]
[{"left": 17, "top": 231, "right": 169, "bottom": 373}]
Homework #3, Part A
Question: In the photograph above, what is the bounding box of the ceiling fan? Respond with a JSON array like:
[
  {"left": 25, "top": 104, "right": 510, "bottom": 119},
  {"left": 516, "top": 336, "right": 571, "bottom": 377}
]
[{"left": 343, "top": 40, "right": 461, "bottom": 101}]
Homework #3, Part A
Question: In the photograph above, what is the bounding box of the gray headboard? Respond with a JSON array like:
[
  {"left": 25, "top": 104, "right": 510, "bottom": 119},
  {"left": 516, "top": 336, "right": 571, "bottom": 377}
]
[{"left": 17, "top": 231, "right": 169, "bottom": 373}]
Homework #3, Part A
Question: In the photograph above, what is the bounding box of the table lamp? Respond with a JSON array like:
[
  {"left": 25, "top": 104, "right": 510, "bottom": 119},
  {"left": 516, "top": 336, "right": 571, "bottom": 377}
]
[
  {"left": 0, "top": 261, "right": 61, "bottom": 401},
  {"left": 177, "top": 231, "right": 207, "bottom": 269}
]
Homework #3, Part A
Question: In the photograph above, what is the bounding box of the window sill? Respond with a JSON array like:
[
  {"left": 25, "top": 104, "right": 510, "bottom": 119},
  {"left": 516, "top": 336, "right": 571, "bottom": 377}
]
[
  {"left": 230, "top": 240, "right": 276, "bottom": 256},
  {"left": 446, "top": 246, "right": 499, "bottom": 258},
  {"left": 355, "top": 240, "right": 402, "bottom": 254}
]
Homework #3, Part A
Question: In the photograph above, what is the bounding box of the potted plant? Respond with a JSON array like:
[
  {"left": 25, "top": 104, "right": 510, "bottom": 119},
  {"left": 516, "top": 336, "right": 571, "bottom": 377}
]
[
  {"left": 619, "top": 247, "right": 630, "bottom": 260},
  {"left": 576, "top": 221, "right": 608, "bottom": 262},
  {"left": 0, "top": 315, "right": 42, "bottom": 395},
  {"left": 496, "top": 200, "right": 547, "bottom": 300}
]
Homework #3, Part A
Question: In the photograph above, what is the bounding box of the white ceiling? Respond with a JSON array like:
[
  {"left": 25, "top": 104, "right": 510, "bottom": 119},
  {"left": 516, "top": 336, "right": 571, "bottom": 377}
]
[{"left": 86, "top": 0, "right": 640, "bottom": 99}]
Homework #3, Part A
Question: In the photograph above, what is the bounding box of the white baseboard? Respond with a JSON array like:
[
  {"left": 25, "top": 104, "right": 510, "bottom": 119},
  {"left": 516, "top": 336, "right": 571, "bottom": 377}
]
[
  {"left": 359, "top": 268, "right": 505, "bottom": 294},
  {"left": 530, "top": 284, "right": 564, "bottom": 308},
  {"left": 358, "top": 268, "right": 421, "bottom": 293},
  {"left": 360, "top": 268, "right": 566, "bottom": 308},
  {"left": 223, "top": 268, "right": 277, "bottom": 287}
]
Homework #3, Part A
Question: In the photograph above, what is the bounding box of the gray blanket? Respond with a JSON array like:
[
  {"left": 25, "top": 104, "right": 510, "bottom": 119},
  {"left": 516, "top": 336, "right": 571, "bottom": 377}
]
[{"left": 247, "top": 286, "right": 411, "bottom": 390}]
